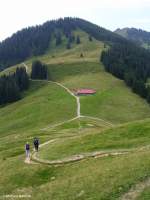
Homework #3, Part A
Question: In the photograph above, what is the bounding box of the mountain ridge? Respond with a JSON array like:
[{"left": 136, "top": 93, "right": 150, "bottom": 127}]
[{"left": 115, "top": 27, "right": 150, "bottom": 49}]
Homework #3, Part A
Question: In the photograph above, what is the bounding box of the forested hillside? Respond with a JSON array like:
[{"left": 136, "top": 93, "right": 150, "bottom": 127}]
[
  {"left": 101, "top": 40, "right": 150, "bottom": 102},
  {"left": 0, "top": 67, "right": 29, "bottom": 104},
  {"left": 0, "top": 18, "right": 124, "bottom": 70}
]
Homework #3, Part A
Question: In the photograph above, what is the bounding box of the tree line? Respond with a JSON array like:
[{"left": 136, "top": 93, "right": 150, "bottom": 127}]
[
  {"left": 0, "top": 67, "right": 29, "bottom": 105},
  {"left": 101, "top": 41, "right": 150, "bottom": 102},
  {"left": 31, "top": 60, "right": 48, "bottom": 80},
  {"left": 0, "top": 61, "right": 48, "bottom": 105}
]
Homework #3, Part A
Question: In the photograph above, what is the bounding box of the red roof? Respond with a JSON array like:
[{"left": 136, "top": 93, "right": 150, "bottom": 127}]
[{"left": 76, "top": 89, "right": 96, "bottom": 94}]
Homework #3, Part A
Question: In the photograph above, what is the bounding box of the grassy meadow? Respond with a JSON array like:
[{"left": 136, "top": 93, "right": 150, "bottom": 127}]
[
  {"left": 0, "top": 80, "right": 76, "bottom": 160},
  {"left": 38, "top": 118, "right": 150, "bottom": 161},
  {"left": 57, "top": 62, "right": 150, "bottom": 124}
]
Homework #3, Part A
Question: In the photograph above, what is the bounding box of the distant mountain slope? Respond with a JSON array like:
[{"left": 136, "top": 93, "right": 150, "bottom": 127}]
[{"left": 115, "top": 28, "right": 150, "bottom": 49}]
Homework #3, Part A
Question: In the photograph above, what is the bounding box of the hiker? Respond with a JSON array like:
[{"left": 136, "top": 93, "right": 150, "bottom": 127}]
[
  {"left": 25, "top": 142, "right": 30, "bottom": 159},
  {"left": 33, "top": 138, "right": 39, "bottom": 152}
]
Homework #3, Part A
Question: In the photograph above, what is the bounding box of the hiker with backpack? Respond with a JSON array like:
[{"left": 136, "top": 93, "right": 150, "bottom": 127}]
[{"left": 33, "top": 138, "right": 39, "bottom": 152}]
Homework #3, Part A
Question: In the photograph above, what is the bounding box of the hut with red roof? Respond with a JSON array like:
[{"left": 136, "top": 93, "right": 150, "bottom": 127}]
[{"left": 75, "top": 89, "right": 96, "bottom": 96}]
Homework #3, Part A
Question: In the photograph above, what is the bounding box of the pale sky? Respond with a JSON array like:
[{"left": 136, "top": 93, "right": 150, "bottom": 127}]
[{"left": 0, "top": 0, "right": 150, "bottom": 41}]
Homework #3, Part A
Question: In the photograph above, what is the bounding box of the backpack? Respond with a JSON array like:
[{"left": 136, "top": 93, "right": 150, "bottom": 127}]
[{"left": 34, "top": 139, "right": 39, "bottom": 146}]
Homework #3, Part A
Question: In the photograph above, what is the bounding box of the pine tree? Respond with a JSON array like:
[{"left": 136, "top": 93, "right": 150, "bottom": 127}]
[
  {"left": 147, "top": 87, "right": 150, "bottom": 103},
  {"left": 89, "top": 35, "right": 93, "bottom": 41},
  {"left": 15, "top": 67, "right": 29, "bottom": 91},
  {"left": 80, "top": 53, "right": 84, "bottom": 57},
  {"left": 76, "top": 35, "right": 81, "bottom": 44},
  {"left": 31, "top": 60, "right": 48, "bottom": 80},
  {"left": 0, "top": 75, "right": 20, "bottom": 105},
  {"left": 66, "top": 42, "right": 71, "bottom": 49},
  {"left": 56, "top": 32, "right": 62, "bottom": 46}
]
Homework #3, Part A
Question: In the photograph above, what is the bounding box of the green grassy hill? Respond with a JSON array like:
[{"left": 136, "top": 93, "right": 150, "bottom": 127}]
[
  {"left": 57, "top": 62, "right": 150, "bottom": 124},
  {"left": 1, "top": 29, "right": 150, "bottom": 200}
]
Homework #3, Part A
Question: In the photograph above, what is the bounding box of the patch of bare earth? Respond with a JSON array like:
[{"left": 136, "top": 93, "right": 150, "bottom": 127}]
[{"left": 120, "top": 178, "right": 150, "bottom": 200}]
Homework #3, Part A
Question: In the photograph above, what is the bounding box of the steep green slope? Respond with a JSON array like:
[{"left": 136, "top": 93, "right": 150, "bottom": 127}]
[
  {"left": 0, "top": 80, "right": 76, "bottom": 159},
  {"left": 49, "top": 62, "right": 150, "bottom": 124},
  {"left": 0, "top": 81, "right": 76, "bottom": 134}
]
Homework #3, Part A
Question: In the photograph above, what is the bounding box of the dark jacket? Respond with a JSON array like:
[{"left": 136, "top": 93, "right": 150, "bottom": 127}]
[
  {"left": 25, "top": 144, "right": 30, "bottom": 150},
  {"left": 34, "top": 139, "right": 39, "bottom": 146}
]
